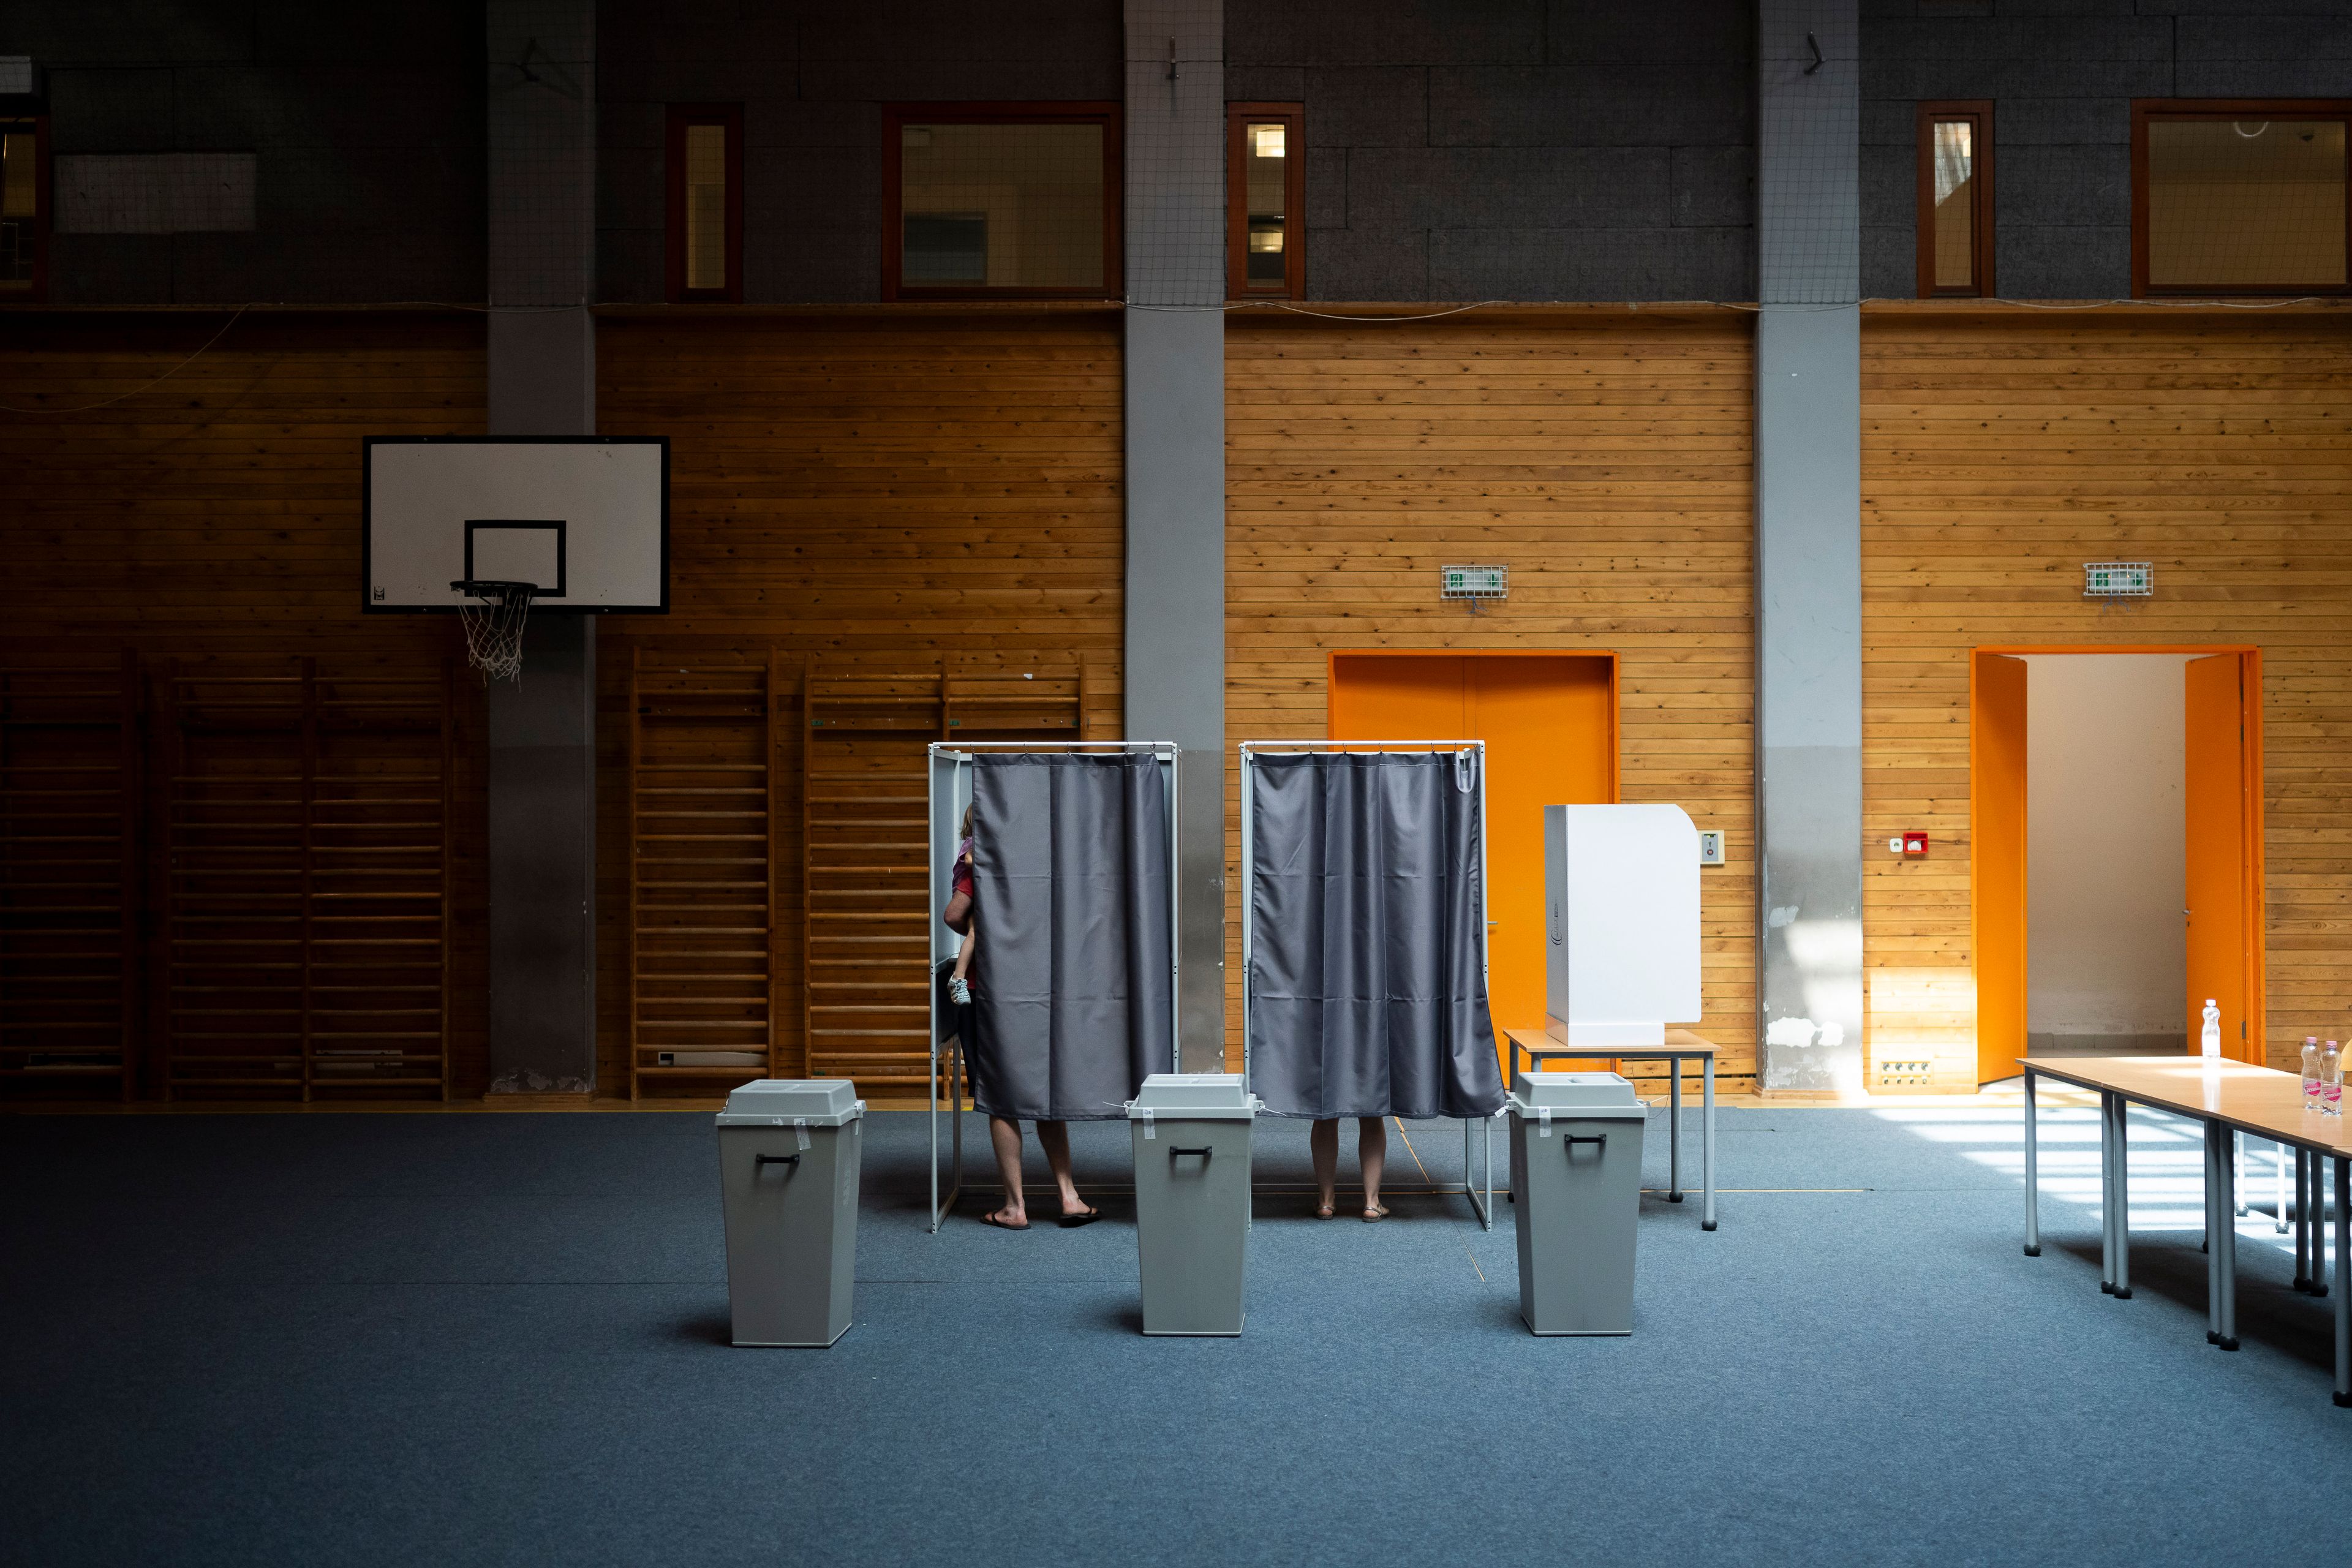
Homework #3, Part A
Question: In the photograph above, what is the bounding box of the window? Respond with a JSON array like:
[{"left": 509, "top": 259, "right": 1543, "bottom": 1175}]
[
  {"left": 1916, "top": 102, "right": 1992, "bottom": 298},
  {"left": 2133, "top": 100, "right": 2352, "bottom": 296},
  {"left": 1228, "top": 104, "right": 1303, "bottom": 299},
  {"left": 666, "top": 105, "right": 741, "bottom": 302},
  {"left": 0, "top": 115, "right": 47, "bottom": 298},
  {"left": 883, "top": 104, "right": 1120, "bottom": 299}
]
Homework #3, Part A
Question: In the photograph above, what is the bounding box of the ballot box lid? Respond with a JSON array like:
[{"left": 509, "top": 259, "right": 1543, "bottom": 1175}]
[
  {"left": 716, "top": 1079, "right": 865, "bottom": 1128},
  {"left": 1125, "top": 1072, "right": 1261, "bottom": 1120},
  {"left": 1509, "top": 1071, "right": 1648, "bottom": 1120}
]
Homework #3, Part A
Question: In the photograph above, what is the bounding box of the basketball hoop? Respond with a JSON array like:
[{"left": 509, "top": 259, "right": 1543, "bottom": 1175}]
[{"left": 451, "top": 579, "right": 536, "bottom": 683}]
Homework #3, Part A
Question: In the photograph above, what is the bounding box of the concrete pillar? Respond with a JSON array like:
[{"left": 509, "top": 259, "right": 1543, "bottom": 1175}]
[
  {"left": 1122, "top": 0, "right": 1226, "bottom": 1071},
  {"left": 1755, "top": 1, "right": 1864, "bottom": 1093},
  {"left": 484, "top": 0, "right": 597, "bottom": 1093}
]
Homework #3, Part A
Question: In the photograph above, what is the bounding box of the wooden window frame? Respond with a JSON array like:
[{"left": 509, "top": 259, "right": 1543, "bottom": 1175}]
[
  {"left": 0, "top": 111, "right": 51, "bottom": 303},
  {"left": 2131, "top": 99, "right": 2352, "bottom": 298},
  {"left": 1227, "top": 103, "right": 1304, "bottom": 301},
  {"left": 881, "top": 102, "right": 1123, "bottom": 301},
  {"left": 665, "top": 104, "right": 743, "bottom": 304},
  {"left": 1915, "top": 101, "right": 1994, "bottom": 298}
]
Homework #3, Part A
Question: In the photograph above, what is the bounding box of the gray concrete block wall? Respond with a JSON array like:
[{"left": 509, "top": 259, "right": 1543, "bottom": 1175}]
[
  {"left": 1229, "top": 0, "right": 1757, "bottom": 301},
  {"left": 594, "top": 0, "right": 1119, "bottom": 303},
  {"left": 1860, "top": 1, "right": 2352, "bottom": 300},
  {"left": 9, "top": 1, "right": 486, "bottom": 303}
]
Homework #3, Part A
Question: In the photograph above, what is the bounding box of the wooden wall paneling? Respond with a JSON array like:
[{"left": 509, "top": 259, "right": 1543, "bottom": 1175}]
[
  {"left": 1223, "top": 311, "right": 1760, "bottom": 1089},
  {"left": 0, "top": 655, "right": 142, "bottom": 1101},
  {"left": 801, "top": 668, "right": 942, "bottom": 1092},
  {"left": 1860, "top": 310, "right": 2352, "bottom": 1086},
  {"left": 0, "top": 314, "right": 485, "bottom": 653},
  {"left": 160, "top": 654, "right": 452, "bottom": 1100},
  {"left": 767, "top": 647, "right": 786, "bottom": 1079},
  {"left": 627, "top": 652, "right": 775, "bottom": 1099},
  {"left": 627, "top": 648, "right": 641, "bottom": 1098},
  {"left": 307, "top": 659, "right": 451, "bottom": 1099},
  {"left": 119, "top": 651, "right": 141, "bottom": 1099},
  {"left": 165, "top": 660, "right": 305, "bottom": 1097},
  {"left": 593, "top": 311, "right": 1126, "bottom": 1095}
]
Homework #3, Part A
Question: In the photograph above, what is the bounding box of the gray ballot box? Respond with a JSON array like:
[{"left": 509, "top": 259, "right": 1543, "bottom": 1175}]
[
  {"left": 1125, "top": 1073, "right": 1261, "bottom": 1337},
  {"left": 1508, "top": 1071, "right": 1648, "bottom": 1336},
  {"left": 715, "top": 1079, "right": 865, "bottom": 1348}
]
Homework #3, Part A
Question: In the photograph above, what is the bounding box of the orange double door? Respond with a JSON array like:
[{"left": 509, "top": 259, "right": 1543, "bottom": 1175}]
[
  {"left": 1327, "top": 654, "right": 1618, "bottom": 1054},
  {"left": 1970, "top": 648, "right": 2264, "bottom": 1084}
]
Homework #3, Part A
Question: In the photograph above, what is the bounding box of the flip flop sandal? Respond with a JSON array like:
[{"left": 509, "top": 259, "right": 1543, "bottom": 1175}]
[
  {"left": 1057, "top": 1207, "right": 1104, "bottom": 1229},
  {"left": 1314, "top": 1203, "right": 1336, "bottom": 1220},
  {"left": 979, "top": 1212, "right": 1030, "bottom": 1231},
  {"left": 1362, "top": 1204, "right": 1390, "bottom": 1222}
]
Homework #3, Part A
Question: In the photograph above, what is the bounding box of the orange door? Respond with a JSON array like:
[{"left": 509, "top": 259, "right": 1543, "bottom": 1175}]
[
  {"left": 1329, "top": 654, "right": 1616, "bottom": 1060},
  {"left": 1970, "top": 653, "right": 2029, "bottom": 1084},
  {"left": 2184, "top": 652, "right": 2255, "bottom": 1060}
]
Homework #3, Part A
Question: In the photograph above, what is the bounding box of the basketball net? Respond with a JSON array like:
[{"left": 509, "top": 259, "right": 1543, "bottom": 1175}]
[{"left": 451, "top": 580, "right": 535, "bottom": 684}]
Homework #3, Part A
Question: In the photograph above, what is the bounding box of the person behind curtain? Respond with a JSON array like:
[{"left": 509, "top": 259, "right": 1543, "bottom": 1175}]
[
  {"left": 1311, "top": 1117, "right": 1389, "bottom": 1221},
  {"left": 943, "top": 806, "right": 978, "bottom": 1005},
  {"left": 947, "top": 802, "right": 1101, "bottom": 1232}
]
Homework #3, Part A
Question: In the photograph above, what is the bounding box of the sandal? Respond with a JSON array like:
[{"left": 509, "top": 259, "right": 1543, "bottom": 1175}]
[
  {"left": 1314, "top": 1202, "right": 1336, "bottom": 1220},
  {"left": 979, "top": 1211, "right": 1030, "bottom": 1232},
  {"left": 1362, "top": 1204, "right": 1390, "bottom": 1222},
  {"left": 1057, "top": 1206, "right": 1102, "bottom": 1229}
]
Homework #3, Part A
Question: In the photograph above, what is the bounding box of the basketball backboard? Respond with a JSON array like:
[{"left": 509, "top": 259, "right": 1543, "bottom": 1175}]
[{"left": 362, "top": 436, "right": 668, "bottom": 612}]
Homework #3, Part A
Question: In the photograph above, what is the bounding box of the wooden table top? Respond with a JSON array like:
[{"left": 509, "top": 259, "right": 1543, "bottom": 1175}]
[
  {"left": 2024, "top": 1054, "right": 2352, "bottom": 1156},
  {"left": 1504, "top": 1028, "right": 1717, "bottom": 1059}
]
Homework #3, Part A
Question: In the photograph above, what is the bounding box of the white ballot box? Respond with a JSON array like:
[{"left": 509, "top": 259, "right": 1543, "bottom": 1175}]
[{"left": 1544, "top": 803, "right": 1702, "bottom": 1049}]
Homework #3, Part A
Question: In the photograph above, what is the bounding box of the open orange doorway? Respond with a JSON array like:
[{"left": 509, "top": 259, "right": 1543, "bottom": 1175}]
[
  {"left": 1969, "top": 646, "right": 2264, "bottom": 1084},
  {"left": 1329, "top": 653, "right": 1618, "bottom": 1065}
]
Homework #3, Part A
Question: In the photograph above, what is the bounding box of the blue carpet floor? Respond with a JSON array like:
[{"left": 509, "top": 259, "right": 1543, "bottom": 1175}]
[{"left": 1, "top": 1101, "right": 2342, "bottom": 1567}]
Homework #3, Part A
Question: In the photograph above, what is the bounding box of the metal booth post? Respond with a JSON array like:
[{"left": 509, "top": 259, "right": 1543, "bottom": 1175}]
[
  {"left": 1237, "top": 741, "right": 1498, "bottom": 1229},
  {"left": 924, "top": 741, "right": 1183, "bottom": 1233}
]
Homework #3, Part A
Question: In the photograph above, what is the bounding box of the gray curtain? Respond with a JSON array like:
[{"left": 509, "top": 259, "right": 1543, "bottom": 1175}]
[
  {"left": 1247, "top": 752, "right": 1504, "bottom": 1120},
  {"left": 967, "top": 753, "right": 1174, "bottom": 1121}
]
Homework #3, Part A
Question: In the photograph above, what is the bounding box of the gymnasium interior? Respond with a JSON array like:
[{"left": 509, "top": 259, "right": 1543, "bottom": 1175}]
[{"left": 4, "top": 4, "right": 2351, "bottom": 1564}]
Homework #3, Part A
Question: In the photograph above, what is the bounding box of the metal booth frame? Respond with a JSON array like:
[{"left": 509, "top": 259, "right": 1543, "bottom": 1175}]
[
  {"left": 924, "top": 741, "right": 1183, "bottom": 1233},
  {"left": 1237, "top": 740, "right": 1498, "bottom": 1229}
]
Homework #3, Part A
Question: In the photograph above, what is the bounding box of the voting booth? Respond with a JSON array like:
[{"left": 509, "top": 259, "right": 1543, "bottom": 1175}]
[
  {"left": 1544, "top": 804, "right": 1703, "bottom": 1048},
  {"left": 924, "top": 742, "right": 1182, "bottom": 1232},
  {"left": 1238, "top": 741, "right": 1506, "bottom": 1228}
]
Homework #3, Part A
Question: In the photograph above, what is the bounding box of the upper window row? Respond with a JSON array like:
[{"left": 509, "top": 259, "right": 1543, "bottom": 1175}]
[
  {"left": 1920, "top": 99, "right": 2352, "bottom": 298},
  {"left": 665, "top": 101, "right": 1303, "bottom": 302}
]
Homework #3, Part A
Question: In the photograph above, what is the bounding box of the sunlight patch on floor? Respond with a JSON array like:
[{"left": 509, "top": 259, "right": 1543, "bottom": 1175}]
[{"left": 1872, "top": 1104, "right": 2307, "bottom": 1253}]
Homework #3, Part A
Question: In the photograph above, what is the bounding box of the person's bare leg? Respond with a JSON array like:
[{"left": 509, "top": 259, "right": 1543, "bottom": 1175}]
[
  {"left": 1310, "top": 1118, "right": 1339, "bottom": 1217},
  {"left": 1035, "top": 1120, "right": 1090, "bottom": 1217},
  {"left": 1360, "top": 1116, "right": 1389, "bottom": 1218},
  {"left": 986, "top": 1116, "right": 1028, "bottom": 1226}
]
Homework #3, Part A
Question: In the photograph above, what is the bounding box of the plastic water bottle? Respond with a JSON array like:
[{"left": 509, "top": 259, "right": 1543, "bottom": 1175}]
[
  {"left": 2304, "top": 1037, "right": 2324, "bottom": 1111},
  {"left": 2201, "top": 999, "right": 2222, "bottom": 1060},
  {"left": 2324, "top": 1041, "right": 2344, "bottom": 1118}
]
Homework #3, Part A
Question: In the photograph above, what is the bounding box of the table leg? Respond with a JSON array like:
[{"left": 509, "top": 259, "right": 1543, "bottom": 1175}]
[
  {"left": 2107, "top": 1090, "right": 2126, "bottom": 1297},
  {"left": 2217, "top": 1129, "right": 2239, "bottom": 1351},
  {"left": 2320, "top": 1152, "right": 2334, "bottom": 1301},
  {"left": 2335, "top": 1157, "right": 2350, "bottom": 1408},
  {"left": 2113, "top": 1099, "right": 2132, "bottom": 1300},
  {"left": 1667, "top": 1061, "right": 1684, "bottom": 1204},
  {"left": 2296, "top": 1148, "right": 2310, "bottom": 1291},
  {"left": 2206, "top": 1122, "right": 2223, "bottom": 1344},
  {"left": 2022, "top": 1066, "right": 2040, "bottom": 1258},
  {"left": 1701, "top": 1055, "right": 1716, "bottom": 1233},
  {"left": 2278, "top": 1139, "right": 2291, "bottom": 1234}
]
